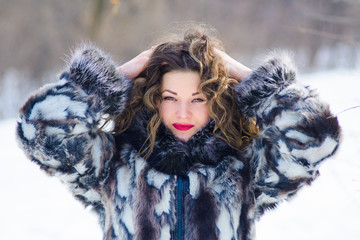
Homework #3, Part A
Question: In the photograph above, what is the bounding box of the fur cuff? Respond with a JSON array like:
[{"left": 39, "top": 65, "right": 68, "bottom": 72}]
[
  {"left": 67, "top": 43, "right": 132, "bottom": 115},
  {"left": 234, "top": 51, "right": 296, "bottom": 117}
]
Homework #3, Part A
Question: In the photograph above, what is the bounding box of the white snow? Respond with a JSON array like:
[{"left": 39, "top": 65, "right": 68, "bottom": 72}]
[{"left": 0, "top": 69, "right": 359, "bottom": 240}]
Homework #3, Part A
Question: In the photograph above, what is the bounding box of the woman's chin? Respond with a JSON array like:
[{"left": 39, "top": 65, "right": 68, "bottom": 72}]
[
  {"left": 173, "top": 132, "right": 192, "bottom": 142},
  {"left": 175, "top": 136, "right": 189, "bottom": 142}
]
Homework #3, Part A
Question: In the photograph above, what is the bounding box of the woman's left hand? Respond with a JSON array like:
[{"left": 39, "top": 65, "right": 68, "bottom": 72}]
[{"left": 213, "top": 48, "right": 252, "bottom": 82}]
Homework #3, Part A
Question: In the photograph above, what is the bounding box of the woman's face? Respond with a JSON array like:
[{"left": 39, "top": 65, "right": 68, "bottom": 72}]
[{"left": 158, "top": 70, "right": 210, "bottom": 142}]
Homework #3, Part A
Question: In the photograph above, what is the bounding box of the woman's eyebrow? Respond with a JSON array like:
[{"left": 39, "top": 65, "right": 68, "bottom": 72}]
[
  {"left": 161, "top": 90, "right": 201, "bottom": 96},
  {"left": 161, "top": 89, "right": 177, "bottom": 95}
]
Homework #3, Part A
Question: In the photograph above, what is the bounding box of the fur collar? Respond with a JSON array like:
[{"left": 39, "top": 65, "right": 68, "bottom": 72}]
[{"left": 116, "top": 109, "right": 237, "bottom": 176}]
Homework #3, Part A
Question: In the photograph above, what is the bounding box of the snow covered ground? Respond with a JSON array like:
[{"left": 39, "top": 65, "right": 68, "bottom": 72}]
[{"left": 0, "top": 69, "right": 359, "bottom": 240}]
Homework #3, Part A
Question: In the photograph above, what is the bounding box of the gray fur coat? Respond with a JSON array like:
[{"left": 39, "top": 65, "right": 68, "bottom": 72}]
[{"left": 16, "top": 45, "right": 341, "bottom": 240}]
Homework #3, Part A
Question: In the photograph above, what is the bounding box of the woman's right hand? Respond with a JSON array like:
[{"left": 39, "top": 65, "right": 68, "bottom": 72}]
[{"left": 117, "top": 46, "right": 156, "bottom": 79}]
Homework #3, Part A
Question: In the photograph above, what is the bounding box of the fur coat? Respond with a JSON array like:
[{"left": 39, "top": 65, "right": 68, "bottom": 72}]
[{"left": 16, "top": 45, "right": 341, "bottom": 240}]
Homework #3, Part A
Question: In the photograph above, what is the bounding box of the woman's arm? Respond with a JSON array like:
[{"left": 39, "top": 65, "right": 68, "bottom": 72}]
[
  {"left": 212, "top": 48, "right": 252, "bottom": 81},
  {"left": 233, "top": 51, "right": 341, "bottom": 218},
  {"left": 16, "top": 44, "right": 132, "bottom": 207},
  {"left": 68, "top": 44, "right": 133, "bottom": 116}
]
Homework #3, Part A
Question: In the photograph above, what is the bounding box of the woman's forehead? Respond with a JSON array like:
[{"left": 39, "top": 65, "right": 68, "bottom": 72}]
[{"left": 161, "top": 71, "right": 201, "bottom": 92}]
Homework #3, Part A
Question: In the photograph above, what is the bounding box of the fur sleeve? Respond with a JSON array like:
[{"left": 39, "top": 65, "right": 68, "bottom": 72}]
[
  {"left": 235, "top": 52, "right": 341, "bottom": 218},
  {"left": 16, "top": 76, "right": 115, "bottom": 207},
  {"left": 68, "top": 43, "right": 132, "bottom": 116}
]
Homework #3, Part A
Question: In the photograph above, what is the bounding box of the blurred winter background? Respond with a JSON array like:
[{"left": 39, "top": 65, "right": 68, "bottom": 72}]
[{"left": 0, "top": 0, "right": 359, "bottom": 239}]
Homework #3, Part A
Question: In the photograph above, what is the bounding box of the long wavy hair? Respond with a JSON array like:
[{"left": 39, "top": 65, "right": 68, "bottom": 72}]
[{"left": 112, "top": 26, "right": 258, "bottom": 159}]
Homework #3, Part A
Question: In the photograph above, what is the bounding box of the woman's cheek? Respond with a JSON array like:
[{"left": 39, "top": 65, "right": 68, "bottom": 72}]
[
  {"left": 195, "top": 104, "right": 210, "bottom": 124},
  {"left": 159, "top": 102, "right": 173, "bottom": 124}
]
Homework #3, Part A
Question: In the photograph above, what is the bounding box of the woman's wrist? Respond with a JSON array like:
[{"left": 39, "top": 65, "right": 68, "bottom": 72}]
[{"left": 228, "top": 60, "right": 252, "bottom": 81}]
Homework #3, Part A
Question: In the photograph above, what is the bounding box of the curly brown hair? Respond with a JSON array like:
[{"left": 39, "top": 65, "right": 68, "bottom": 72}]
[{"left": 112, "top": 26, "right": 258, "bottom": 159}]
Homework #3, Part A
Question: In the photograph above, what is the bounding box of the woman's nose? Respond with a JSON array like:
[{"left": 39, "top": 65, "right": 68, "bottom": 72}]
[{"left": 176, "top": 102, "right": 191, "bottom": 119}]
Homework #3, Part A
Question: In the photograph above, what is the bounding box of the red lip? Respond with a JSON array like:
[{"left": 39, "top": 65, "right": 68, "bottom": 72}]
[{"left": 172, "top": 123, "right": 194, "bottom": 131}]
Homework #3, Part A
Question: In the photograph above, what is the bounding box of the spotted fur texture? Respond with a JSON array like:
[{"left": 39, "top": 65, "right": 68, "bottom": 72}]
[
  {"left": 68, "top": 43, "right": 132, "bottom": 115},
  {"left": 16, "top": 46, "right": 341, "bottom": 240}
]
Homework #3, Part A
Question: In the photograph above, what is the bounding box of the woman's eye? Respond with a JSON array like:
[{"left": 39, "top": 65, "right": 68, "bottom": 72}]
[
  {"left": 192, "top": 98, "right": 205, "bottom": 103},
  {"left": 163, "top": 96, "right": 176, "bottom": 101}
]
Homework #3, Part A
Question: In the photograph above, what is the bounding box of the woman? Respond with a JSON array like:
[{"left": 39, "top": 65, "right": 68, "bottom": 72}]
[{"left": 17, "top": 27, "right": 341, "bottom": 240}]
